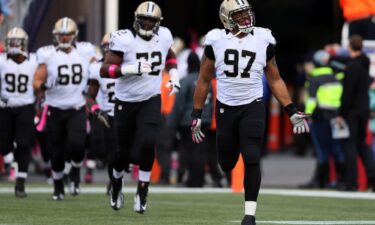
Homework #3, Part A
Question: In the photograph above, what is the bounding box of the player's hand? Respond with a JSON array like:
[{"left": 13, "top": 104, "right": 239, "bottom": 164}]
[
  {"left": 191, "top": 108, "right": 205, "bottom": 143},
  {"left": 41, "top": 78, "right": 58, "bottom": 90},
  {"left": 121, "top": 62, "right": 152, "bottom": 75},
  {"left": 166, "top": 68, "right": 181, "bottom": 96},
  {"left": 93, "top": 109, "right": 110, "bottom": 128},
  {"left": 166, "top": 80, "right": 180, "bottom": 96},
  {"left": 290, "top": 112, "right": 310, "bottom": 134}
]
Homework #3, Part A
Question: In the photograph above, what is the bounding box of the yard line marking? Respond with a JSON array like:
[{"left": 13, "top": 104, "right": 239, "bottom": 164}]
[
  {"left": 230, "top": 221, "right": 375, "bottom": 224},
  {"left": 0, "top": 187, "right": 374, "bottom": 200}
]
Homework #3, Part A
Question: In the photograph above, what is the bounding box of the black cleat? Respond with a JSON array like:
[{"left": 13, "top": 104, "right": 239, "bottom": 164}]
[
  {"left": 69, "top": 167, "right": 81, "bottom": 196},
  {"left": 241, "top": 215, "right": 256, "bottom": 225},
  {"left": 52, "top": 179, "right": 65, "bottom": 201},
  {"left": 110, "top": 177, "right": 124, "bottom": 210},
  {"left": 133, "top": 182, "right": 149, "bottom": 214},
  {"left": 15, "top": 178, "right": 27, "bottom": 198}
]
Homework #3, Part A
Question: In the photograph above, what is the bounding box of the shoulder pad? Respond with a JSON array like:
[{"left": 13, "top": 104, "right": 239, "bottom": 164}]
[
  {"left": 253, "top": 27, "right": 276, "bottom": 45},
  {"left": 204, "top": 29, "right": 225, "bottom": 46},
  {"left": 76, "top": 42, "right": 96, "bottom": 58},
  {"left": 36, "top": 45, "right": 55, "bottom": 64},
  {"left": 158, "top": 26, "right": 173, "bottom": 47},
  {"left": 109, "top": 29, "right": 133, "bottom": 52}
]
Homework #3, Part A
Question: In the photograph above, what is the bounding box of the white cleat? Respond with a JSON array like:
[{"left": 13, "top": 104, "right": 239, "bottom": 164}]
[{"left": 133, "top": 193, "right": 147, "bottom": 214}]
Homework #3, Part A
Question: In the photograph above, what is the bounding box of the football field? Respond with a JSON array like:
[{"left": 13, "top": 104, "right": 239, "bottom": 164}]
[{"left": 1, "top": 186, "right": 375, "bottom": 225}]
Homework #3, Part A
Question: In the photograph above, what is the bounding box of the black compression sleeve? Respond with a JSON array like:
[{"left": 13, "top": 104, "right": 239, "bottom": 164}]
[
  {"left": 204, "top": 45, "right": 215, "bottom": 60},
  {"left": 266, "top": 44, "right": 275, "bottom": 61}
]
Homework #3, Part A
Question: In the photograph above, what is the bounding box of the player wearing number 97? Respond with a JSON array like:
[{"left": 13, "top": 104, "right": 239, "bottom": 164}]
[
  {"left": 100, "top": 1, "right": 179, "bottom": 213},
  {"left": 0, "top": 27, "right": 37, "bottom": 198},
  {"left": 33, "top": 17, "right": 96, "bottom": 201},
  {"left": 191, "top": 0, "right": 310, "bottom": 224}
]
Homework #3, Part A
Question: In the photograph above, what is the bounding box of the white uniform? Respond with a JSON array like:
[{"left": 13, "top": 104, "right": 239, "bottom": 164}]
[
  {"left": 0, "top": 53, "right": 37, "bottom": 107},
  {"left": 36, "top": 42, "right": 96, "bottom": 109},
  {"left": 89, "top": 61, "right": 115, "bottom": 117},
  {"left": 109, "top": 27, "right": 173, "bottom": 102},
  {"left": 177, "top": 47, "right": 204, "bottom": 80},
  {"left": 204, "top": 27, "right": 276, "bottom": 106}
]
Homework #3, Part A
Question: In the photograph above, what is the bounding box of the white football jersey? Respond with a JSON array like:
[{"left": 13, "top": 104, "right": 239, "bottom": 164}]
[
  {"left": 89, "top": 61, "right": 115, "bottom": 116},
  {"left": 205, "top": 27, "right": 276, "bottom": 106},
  {"left": 109, "top": 27, "right": 173, "bottom": 102},
  {"left": 36, "top": 42, "right": 96, "bottom": 109},
  {"left": 0, "top": 53, "right": 37, "bottom": 107},
  {"left": 177, "top": 47, "right": 204, "bottom": 80}
]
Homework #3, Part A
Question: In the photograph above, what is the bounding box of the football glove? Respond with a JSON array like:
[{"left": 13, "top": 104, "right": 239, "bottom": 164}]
[
  {"left": 285, "top": 103, "right": 310, "bottom": 134},
  {"left": 121, "top": 61, "right": 152, "bottom": 75},
  {"left": 166, "top": 68, "right": 181, "bottom": 96},
  {"left": 92, "top": 107, "right": 110, "bottom": 128},
  {"left": 191, "top": 109, "right": 205, "bottom": 143}
]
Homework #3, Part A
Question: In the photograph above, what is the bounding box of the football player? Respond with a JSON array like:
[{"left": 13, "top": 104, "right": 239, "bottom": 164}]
[
  {"left": 190, "top": 1, "right": 310, "bottom": 225},
  {"left": 33, "top": 17, "right": 96, "bottom": 201},
  {"left": 100, "top": 1, "right": 180, "bottom": 212},
  {"left": 86, "top": 33, "right": 116, "bottom": 193},
  {"left": 0, "top": 27, "right": 37, "bottom": 198}
]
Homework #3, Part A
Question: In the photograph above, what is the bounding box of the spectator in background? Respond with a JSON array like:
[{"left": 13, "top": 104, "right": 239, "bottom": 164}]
[
  {"left": 336, "top": 35, "right": 375, "bottom": 191},
  {"left": 168, "top": 51, "right": 213, "bottom": 187},
  {"left": 300, "top": 50, "right": 346, "bottom": 189}
]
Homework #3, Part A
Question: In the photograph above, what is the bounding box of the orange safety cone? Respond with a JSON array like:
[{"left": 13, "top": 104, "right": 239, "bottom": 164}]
[
  {"left": 267, "top": 96, "right": 281, "bottom": 151},
  {"left": 231, "top": 154, "right": 244, "bottom": 193},
  {"left": 150, "top": 158, "right": 162, "bottom": 183}
]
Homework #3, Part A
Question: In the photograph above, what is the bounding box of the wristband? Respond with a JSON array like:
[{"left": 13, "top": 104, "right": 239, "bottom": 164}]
[
  {"left": 191, "top": 108, "right": 203, "bottom": 119},
  {"left": 166, "top": 58, "right": 177, "bottom": 66},
  {"left": 91, "top": 104, "right": 100, "bottom": 112},
  {"left": 108, "top": 64, "right": 118, "bottom": 78},
  {"left": 284, "top": 103, "right": 298, "bottom": 117}
]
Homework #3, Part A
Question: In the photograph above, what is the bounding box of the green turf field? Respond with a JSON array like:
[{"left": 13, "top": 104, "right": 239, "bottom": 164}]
[{"left": 1, "top": 186, "right": 375, "bottom": 225}]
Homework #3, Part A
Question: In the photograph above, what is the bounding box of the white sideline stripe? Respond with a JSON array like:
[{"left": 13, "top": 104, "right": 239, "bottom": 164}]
[
  {"left": 230, "top": 221, "right": 375, "bottom": 224},
  {"left": 0, "top": 187, "right": 374, "bottom": 199}
]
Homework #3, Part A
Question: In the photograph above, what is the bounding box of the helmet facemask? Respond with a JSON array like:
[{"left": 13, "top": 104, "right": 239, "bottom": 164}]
[
  {"left": 6, "top": 38, "right": 28, "bottom": 56},
  {"left": 133, "top": 15, "right": 161, "bottom": 39},
  {"left": 230, "top": 7, "right": 255, "bottom": 33},
  {"left": 5, "top": 27, "right": 29, "bottom": 56}
]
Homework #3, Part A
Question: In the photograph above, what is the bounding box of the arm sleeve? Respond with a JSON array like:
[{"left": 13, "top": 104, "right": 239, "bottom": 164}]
[
  {"left": 204, "top": 45, "right": 215, "bottom": 60},
  {"left": 266, "top": 44, "right": 275, "bottom": 62}
]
